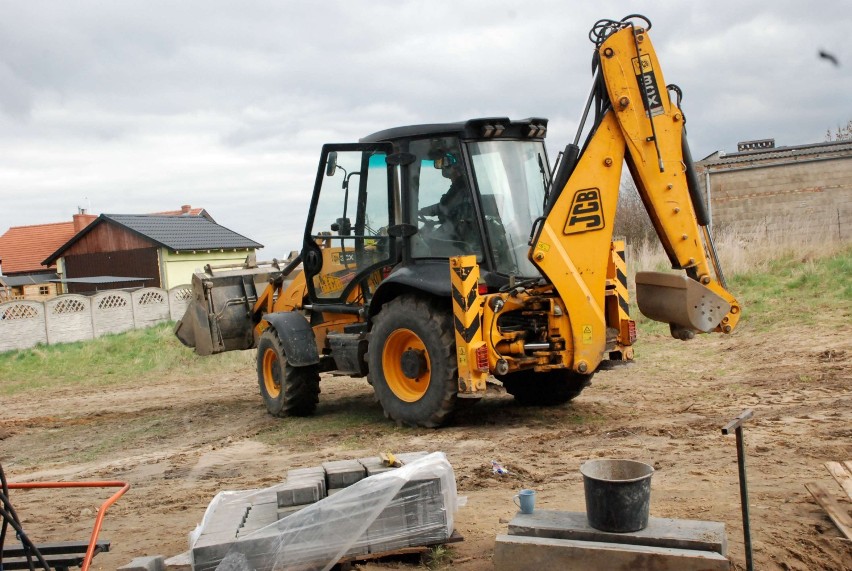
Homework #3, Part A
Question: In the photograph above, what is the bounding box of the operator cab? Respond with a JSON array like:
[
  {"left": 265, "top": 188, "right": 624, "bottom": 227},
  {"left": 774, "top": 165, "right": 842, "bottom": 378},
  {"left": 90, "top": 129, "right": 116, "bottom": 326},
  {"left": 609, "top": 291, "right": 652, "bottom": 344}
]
[{"left": 301, "top": 118, "right": 551, "bottom": 308}]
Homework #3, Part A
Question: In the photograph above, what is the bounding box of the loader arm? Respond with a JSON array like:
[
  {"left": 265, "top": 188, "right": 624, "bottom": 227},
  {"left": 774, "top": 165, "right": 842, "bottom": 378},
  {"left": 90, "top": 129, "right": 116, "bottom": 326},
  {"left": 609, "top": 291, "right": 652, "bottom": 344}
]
[{"left": 530, "top": 18, "right": 740, "bottom": 373}]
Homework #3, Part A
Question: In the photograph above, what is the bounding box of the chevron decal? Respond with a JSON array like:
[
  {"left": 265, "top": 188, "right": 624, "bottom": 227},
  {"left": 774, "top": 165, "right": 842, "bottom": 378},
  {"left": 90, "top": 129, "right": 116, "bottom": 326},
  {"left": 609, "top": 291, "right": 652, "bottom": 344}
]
[{"left": 449, "top": 255, "right": 488, "bottom": 396}]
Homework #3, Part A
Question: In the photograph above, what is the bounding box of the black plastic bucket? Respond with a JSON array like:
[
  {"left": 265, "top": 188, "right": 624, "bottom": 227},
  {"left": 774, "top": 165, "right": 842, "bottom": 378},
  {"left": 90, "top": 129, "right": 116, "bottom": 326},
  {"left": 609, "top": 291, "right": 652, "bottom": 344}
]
[{"left": 580, "top": 459, "right": 654, "bottom": 533}]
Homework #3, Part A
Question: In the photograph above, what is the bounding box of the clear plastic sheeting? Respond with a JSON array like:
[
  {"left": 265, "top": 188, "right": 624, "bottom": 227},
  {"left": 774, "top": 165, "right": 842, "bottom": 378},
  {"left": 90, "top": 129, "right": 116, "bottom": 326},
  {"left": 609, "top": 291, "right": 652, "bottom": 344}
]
[{"left": 189, "top": 452, "right": 458, "bottom": 571}]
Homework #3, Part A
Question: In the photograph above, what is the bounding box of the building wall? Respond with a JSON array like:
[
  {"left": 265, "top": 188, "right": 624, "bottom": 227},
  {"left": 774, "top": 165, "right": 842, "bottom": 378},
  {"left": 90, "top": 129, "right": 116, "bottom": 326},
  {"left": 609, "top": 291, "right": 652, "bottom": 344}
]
[
  {"left": 63, "top": 247, "right": 161, "bottom": 293},
  {"left": 161, "top": 249, "right": 256, "bottom": 289},
  {"left": 702, "top": 156, "right": 852, "bottom": 240},
  {"left": 63, "top": 220, "right": 152, "bottom": 255},
  {"left": 21, "top": 282, "right": 58, "bottom": 301}
]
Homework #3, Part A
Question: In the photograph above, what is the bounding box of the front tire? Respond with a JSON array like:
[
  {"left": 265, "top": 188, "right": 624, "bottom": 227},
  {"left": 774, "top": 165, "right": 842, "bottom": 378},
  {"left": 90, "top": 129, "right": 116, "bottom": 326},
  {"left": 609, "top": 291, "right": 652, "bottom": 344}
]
[
  {"left": 499, "top": 370, "right": 592, "bottom": 406},
  {"left": 257, "top": 329, "right": 320, "bottom": 417},
  {"left": 368, "top": 295, "right": 458, "bottom": 428}
]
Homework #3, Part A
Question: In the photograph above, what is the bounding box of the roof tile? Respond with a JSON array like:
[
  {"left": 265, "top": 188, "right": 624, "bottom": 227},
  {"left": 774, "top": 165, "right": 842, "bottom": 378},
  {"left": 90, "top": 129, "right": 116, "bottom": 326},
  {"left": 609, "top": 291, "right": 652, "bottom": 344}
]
[
  {"left": 0, "top": 222, "right": 77, "bottom": 274},
  {"left": 102, "top": 214, "right": 262, "bottom": 252}
]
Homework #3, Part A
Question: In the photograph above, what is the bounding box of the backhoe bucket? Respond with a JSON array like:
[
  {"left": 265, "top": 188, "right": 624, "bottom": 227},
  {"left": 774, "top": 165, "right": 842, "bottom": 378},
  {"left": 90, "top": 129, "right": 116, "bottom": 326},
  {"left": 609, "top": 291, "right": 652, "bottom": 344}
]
[
  {"left": 174, "top": 266, "right": 279, "bottom": 356},
  {"left": 635, "top": 272, "right": 731, "bottom": 333}
]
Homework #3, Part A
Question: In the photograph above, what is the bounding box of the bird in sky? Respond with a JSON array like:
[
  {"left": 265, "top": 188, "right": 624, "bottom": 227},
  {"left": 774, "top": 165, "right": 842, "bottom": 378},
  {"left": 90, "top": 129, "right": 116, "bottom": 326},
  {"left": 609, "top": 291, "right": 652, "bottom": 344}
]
[{"left": 818, "top": 49, "right": 840, "bottom": 66}]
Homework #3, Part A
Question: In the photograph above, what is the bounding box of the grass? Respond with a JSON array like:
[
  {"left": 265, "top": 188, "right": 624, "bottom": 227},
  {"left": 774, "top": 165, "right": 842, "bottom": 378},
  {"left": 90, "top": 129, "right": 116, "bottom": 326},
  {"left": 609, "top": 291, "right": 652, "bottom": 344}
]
[
  {"left": 0, "top": 322, "right": 252, "bottom": 397},
  {"left": 627, "top": 227, "right": 852, "bottom": 332},
  {"left": 422, "top": 545, "right": 456, "bottom": 569},
  {"left": 254, "top": 406, "right": 396, "bottom": 450},
  {"left": 2, "top": 237, "right": 849, "bottom": 401}
]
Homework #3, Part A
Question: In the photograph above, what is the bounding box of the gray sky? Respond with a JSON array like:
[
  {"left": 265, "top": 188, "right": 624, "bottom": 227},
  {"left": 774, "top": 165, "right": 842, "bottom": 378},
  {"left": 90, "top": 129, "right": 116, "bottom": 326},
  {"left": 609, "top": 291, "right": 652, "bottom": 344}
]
[{"left": 1, "top": 0, "right": 849, "bottom": 259}]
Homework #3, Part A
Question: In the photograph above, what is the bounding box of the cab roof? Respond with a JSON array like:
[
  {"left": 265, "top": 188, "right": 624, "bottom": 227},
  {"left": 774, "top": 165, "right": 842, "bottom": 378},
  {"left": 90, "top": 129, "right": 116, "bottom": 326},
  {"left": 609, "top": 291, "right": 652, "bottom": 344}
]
[{"left": 360, "top": 117, "right": 549, "bottom": 143}]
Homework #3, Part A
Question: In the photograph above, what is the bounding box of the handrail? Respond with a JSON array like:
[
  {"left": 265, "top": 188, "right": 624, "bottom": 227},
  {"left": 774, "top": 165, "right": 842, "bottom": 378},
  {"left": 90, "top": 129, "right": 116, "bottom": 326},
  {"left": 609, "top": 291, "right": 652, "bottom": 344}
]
[{"left": 7, "top": 480, "right": 130, "bottom": 571}]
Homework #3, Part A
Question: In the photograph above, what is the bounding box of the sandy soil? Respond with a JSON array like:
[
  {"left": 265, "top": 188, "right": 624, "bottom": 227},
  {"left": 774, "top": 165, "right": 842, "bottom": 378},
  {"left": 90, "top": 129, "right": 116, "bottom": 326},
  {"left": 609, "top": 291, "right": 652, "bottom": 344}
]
[{"left": 1, "top": 322, "right": 850, "bottom": 570}]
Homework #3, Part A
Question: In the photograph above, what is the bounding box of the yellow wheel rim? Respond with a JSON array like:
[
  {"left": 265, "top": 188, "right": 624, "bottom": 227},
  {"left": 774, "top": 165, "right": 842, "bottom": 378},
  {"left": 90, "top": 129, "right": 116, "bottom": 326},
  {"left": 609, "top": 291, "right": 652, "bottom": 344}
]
[
  {"left": 262, "top": 347, "right": 282, "bottom": 399},
  {"left": 382, "top": 328, "right": 431, "bottom": 402}
]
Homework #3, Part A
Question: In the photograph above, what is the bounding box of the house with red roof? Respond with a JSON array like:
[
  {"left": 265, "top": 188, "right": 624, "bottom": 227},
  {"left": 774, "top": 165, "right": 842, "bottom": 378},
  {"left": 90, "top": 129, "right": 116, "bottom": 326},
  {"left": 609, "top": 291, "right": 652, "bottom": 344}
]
[
  {"left": 43, "top": 210, "right": 261, "bottom": 294},
  {"left": 0, "top": 205, "right": 241, "bottom": 299},
  {"left": 0, "top": 210, "right": 96, "bottom": 300}
]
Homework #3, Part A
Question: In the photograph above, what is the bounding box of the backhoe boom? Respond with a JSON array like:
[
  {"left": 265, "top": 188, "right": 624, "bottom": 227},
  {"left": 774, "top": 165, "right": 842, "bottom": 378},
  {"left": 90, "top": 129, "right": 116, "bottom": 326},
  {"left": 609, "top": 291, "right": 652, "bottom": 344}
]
[{"left": 530, "top": 17, "right": 740, "bottom": 373}]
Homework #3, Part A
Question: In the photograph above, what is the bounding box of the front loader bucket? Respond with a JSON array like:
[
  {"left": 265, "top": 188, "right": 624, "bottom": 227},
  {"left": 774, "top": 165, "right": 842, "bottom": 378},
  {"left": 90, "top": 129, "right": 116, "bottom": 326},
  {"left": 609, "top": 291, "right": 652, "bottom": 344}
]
[
  {"left": 635, "top": 271, "right": 731, "bottom": 333},
  {"left": 174, "top": 265, "right": 281, "bottom": 356}
]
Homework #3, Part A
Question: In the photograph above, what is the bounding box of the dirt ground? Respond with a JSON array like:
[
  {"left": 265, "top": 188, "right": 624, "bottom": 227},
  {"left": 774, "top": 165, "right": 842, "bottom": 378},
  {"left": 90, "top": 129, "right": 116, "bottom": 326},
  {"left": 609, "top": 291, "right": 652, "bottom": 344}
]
[{"left": 1, "top": 322, "right": 850, "bottom": 570}]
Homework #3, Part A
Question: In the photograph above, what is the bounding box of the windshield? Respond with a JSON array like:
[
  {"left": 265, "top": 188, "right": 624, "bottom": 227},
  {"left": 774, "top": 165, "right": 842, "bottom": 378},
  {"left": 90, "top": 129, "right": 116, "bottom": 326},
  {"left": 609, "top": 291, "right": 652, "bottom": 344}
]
[{"left": 468, "top": 140, "right": 548, "bottom": 277}]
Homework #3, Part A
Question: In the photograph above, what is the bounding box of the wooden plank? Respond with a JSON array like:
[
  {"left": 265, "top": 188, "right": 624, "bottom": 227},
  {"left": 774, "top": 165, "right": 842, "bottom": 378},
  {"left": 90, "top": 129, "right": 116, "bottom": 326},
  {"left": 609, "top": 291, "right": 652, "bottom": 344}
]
[
  {"left": 805, "top": 482, "right": 852, "bottom": 540},
  {"left": 825, "top": 461, "right": 852, "bottom": 501},
  {"left": 336, "top": 530, "right": 464, "bottom": 566}
]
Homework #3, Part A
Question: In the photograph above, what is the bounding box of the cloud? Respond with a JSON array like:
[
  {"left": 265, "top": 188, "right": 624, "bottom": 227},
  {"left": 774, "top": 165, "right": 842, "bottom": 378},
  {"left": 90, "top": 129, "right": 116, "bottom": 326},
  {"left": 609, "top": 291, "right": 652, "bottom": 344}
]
[{"left": 0, "top": 1, "right": 850, "bottom": 258}]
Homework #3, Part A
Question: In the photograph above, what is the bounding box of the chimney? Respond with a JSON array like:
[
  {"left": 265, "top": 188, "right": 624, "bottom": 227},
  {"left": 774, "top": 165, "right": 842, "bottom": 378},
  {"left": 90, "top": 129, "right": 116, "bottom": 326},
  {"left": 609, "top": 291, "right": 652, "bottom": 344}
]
[
  {"left": 181, "top": 204, "right": 192, "bottom": 214},
  {"left": 73, "top": 209, "right": 97, "bottom": 232}
]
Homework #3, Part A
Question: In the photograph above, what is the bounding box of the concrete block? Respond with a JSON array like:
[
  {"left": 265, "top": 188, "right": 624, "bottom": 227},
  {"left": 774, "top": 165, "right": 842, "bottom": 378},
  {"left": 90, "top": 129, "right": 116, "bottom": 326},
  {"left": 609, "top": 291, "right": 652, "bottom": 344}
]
[
  {"left": 277, "top": 505, "right": 304, "bottom": 520},
  {"left": 398, "top": 477, "right": 449, "bottom": 547},
  {"left": 367, "top": 502, "right": 410, "bottom": 553},
  {"left": 239, "top": 503, "right": 279, "bottom": 536},
  {"left": 322, "top": 459, "right": 366, "bottom": 489},
  {"left": 395, "top": 451, "right": 429, "bottom": 465},
  {"left": 192, "top": 534, "right": 235, "bottom": 571},
  {"left": 276, "top": 474, "right": 326, "bottom": 507},
  {"left": 493, "top": 535, "right": 730, "bottom": 571},
  {"left": 287, "top": 466, "right": 326, "bottom": 480},
  {"left": 358, "top": 456, "right": 396, "bottom": 476},
  {"left": 163, "top": 551, "right": 192, "bottom": 571},
  {"left": 508, "top": 510, "right": 727, "bottom": 555},
  {"left": 117, "top": 555, "right": 165, "bottom": 571}
]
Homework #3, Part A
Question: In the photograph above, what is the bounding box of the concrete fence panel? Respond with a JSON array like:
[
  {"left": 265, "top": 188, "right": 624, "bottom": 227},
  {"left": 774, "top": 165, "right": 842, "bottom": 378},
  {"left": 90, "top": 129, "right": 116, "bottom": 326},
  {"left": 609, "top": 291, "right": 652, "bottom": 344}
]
[
  {"left": 45, "top": 295, "right": 94, "bottom": 345},
  {"left": 0, "top": 300, "right": 47, "bottom": 352},
  {"left": 132, "top": 287, "right": 171, "bottom": 328},
  {"left": 92, "top": 290, "right": 134, "bottom": 337},
  {"left": 0, "top": 284, "right": 193, "bottom": 352},
  {"left": 168, "top": 285, "right": 194, "bottom": 321}
]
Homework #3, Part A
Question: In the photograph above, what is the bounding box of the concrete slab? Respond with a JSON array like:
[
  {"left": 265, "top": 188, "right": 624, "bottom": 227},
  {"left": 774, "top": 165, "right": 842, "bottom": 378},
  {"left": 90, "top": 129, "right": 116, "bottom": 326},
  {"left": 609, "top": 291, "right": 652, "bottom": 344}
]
[
  {"left": 508, "top": 510, "right": 727, "bottom": 555},
  {"left": 493, "top": 535, "right": 730, "bottom": 571},
  {"left": 322, "top": 459, "right": 366, "bottom": 489}
]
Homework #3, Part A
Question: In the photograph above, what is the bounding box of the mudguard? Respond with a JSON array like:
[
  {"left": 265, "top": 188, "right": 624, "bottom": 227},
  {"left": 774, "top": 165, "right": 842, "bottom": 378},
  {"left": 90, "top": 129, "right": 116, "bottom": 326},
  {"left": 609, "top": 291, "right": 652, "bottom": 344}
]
[
  {"left": 368, "top": 260, "right": 452, "bottom": 318},
  {"left": 262, "top": 311, "right": 320, "bottom": 367}
]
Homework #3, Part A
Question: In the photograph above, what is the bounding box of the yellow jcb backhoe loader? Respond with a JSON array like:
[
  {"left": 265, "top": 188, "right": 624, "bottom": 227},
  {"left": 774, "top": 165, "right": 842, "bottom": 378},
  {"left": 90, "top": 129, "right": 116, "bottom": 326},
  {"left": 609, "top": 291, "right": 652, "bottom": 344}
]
[{"left": 175, "top": 14, "right": 740, "bottom": 427}]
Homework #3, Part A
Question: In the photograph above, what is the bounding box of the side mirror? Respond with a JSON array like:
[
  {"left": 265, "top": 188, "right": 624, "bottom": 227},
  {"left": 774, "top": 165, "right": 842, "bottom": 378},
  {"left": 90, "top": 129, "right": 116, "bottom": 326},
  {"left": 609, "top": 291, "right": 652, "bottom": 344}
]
[{"left": 326, "top": 151, "right": 338, "bottom": 176}]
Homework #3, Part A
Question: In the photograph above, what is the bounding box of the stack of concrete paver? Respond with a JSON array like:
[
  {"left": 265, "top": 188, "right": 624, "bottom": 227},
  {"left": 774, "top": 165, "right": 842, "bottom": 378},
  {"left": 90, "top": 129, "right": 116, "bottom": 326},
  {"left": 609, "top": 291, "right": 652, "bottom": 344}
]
[
  {"left": 191, "top": 452, "right": 455, "bottom": 571},
  {"left": 493, "top": 510, "right": 730, "bottom": 571}
]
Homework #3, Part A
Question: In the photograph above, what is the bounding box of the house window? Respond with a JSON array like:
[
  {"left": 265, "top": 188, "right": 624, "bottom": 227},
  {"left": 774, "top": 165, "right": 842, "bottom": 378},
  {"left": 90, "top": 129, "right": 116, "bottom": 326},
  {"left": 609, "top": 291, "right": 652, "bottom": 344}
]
[{"left": 39, "top": 285, "right": 50, "bottom": 296}]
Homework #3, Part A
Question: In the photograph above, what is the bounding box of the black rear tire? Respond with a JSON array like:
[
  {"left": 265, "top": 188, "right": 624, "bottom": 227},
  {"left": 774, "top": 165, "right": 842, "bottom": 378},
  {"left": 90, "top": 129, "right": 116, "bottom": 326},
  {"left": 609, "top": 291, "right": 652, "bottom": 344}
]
[
  {"left": 498, "top": 370, "right": 592, "bottom": 406},
  {"left": 368, "top": 295, "right": 458, "bottom": 428},
  {"left": 257, "top": 329, "right": 320, "bottom": 417}
]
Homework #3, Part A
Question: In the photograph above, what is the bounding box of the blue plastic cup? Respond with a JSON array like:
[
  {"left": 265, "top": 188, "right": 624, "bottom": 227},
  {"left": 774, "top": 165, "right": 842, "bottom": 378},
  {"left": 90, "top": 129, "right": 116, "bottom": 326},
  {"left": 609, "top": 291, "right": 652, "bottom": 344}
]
[{"left": 513, "top": 489, "right": 536, "bottom": 514}]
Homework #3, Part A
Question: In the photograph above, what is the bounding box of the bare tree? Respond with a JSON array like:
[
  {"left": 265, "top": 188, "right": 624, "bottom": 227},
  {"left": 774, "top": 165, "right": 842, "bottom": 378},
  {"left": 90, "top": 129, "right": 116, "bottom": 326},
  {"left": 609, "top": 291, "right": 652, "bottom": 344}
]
[
  {"left": 613, "top": 176, "right": 655, "bottom": 245},
  {"left": 825, "top": 120, "right": 852, "bottom": 141}
]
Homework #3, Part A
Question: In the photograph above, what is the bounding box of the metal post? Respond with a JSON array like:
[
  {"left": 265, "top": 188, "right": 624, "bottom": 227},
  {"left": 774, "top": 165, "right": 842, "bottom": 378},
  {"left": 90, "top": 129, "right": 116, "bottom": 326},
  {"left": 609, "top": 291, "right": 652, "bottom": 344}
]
[{"left": 722, "top": 409, "right": 754, "bottom": 571}]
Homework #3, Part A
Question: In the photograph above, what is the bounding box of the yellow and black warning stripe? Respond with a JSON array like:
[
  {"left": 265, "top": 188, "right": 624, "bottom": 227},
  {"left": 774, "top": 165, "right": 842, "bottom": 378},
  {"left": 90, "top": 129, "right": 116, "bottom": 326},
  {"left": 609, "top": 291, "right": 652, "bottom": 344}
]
[
  {"left": 451, "top": 259, "right": 481, "bottom": 342},
  {"left": 612, "top": 244, "right": 629, "bottom": 317}
]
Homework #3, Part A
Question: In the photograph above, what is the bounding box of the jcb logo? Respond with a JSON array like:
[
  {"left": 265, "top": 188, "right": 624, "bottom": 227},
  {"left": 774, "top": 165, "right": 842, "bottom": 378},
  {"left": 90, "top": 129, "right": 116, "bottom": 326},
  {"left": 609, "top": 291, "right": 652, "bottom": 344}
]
[{"left": 563, "top": 188, "right": 604, "bottom": 234}]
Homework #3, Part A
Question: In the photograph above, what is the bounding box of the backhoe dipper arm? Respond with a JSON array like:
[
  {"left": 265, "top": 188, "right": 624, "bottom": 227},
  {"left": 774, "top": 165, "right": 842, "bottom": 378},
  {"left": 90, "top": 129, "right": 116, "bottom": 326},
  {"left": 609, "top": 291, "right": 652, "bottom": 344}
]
[
  {"left": 598, "top": 21, "right": 740, "bottom": 335},
  {"left": 530, "top": 18, "right": 740, "bottom": 372}
]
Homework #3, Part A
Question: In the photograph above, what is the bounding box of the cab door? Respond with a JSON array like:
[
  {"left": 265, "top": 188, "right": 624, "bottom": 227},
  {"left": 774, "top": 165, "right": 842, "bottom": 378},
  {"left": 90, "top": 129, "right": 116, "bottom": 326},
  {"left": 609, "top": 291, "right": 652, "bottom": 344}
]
[{"left": 302, "top": 143, "right": 396, "bottom": 307}]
